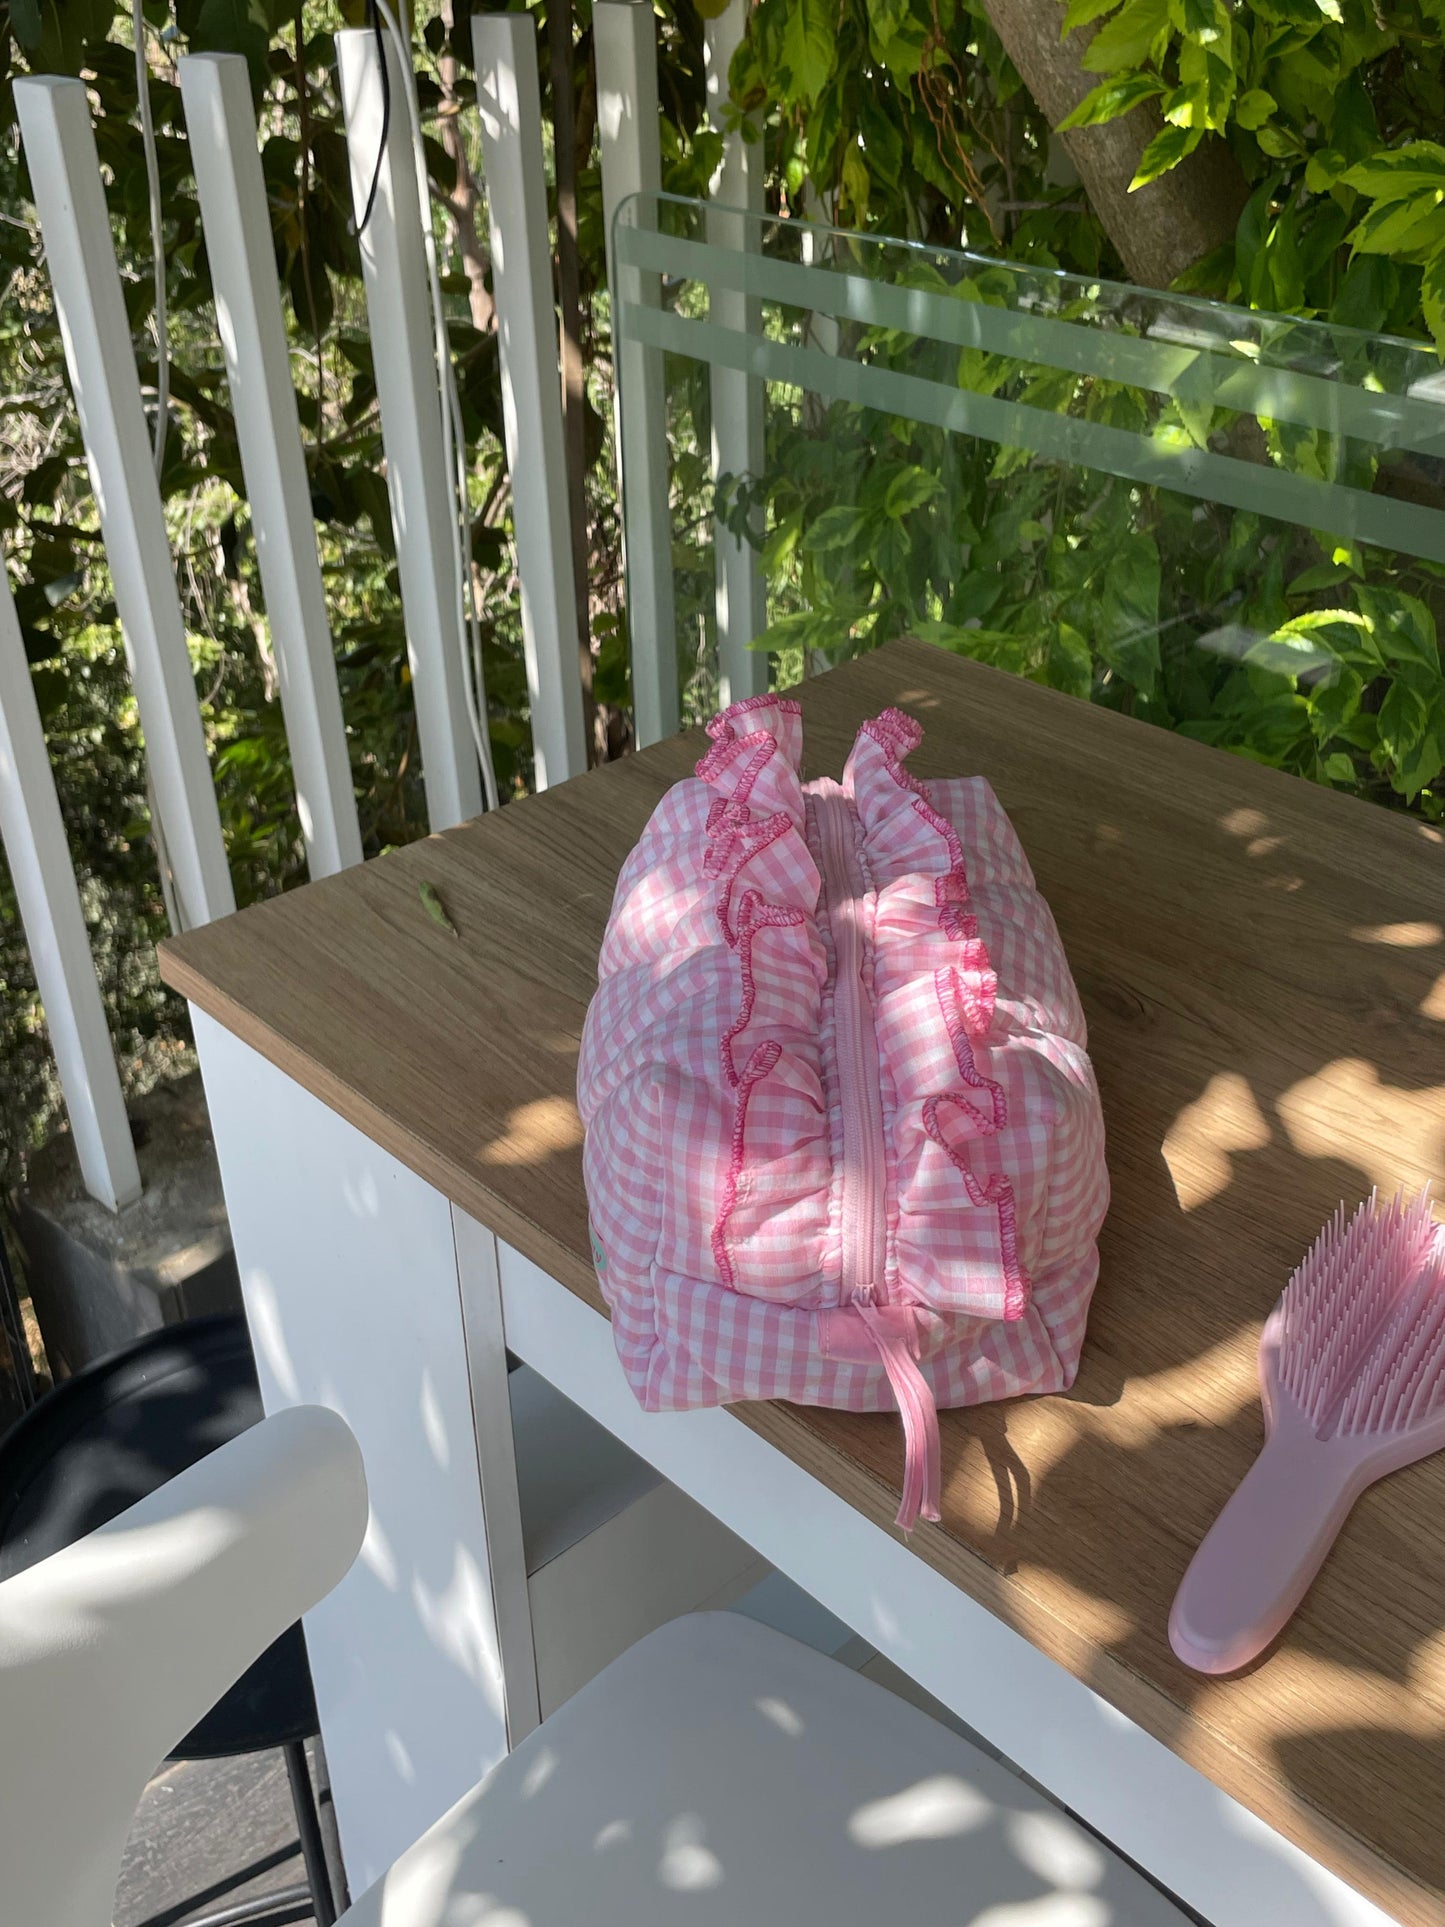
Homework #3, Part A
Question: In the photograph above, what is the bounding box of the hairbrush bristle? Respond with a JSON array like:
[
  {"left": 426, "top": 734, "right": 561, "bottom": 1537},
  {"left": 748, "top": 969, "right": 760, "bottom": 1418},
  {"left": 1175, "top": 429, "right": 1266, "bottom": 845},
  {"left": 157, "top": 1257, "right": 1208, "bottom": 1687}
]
[{"left": 1278, "top": 1189, "right": 1444, "bottom": 1436}]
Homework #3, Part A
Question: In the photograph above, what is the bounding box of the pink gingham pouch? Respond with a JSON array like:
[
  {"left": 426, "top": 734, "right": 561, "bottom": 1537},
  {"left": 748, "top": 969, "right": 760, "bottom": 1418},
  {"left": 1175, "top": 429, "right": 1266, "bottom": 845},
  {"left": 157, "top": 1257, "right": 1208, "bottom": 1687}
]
[{"left": 578, "top": 695, "right": 1108, "bottom": 1528}]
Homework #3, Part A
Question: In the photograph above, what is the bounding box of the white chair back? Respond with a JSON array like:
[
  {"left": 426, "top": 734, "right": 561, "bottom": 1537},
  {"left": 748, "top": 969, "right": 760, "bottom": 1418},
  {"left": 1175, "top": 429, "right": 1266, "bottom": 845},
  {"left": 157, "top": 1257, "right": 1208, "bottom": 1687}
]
[{"left": 0, "top": 1404, "right": 367, "bottom": 1927}]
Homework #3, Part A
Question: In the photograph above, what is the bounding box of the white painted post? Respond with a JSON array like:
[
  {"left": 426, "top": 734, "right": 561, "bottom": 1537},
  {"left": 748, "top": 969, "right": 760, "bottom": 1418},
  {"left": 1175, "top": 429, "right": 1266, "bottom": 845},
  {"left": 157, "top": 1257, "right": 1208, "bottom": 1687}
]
[
  {"left": 336, "top": 29, "right": 484, "bottom": 831},
  {"left": 595, "top": 0, "right": 678, "bottom": 746},
  {"left": 705, "top": 0, "right": 768, "bottom": 704},
  {"left": 192, "top": 1013, "right": 511, "bottom": 1890},
  {"left": 179, "top": 54, "right": 363, "bottom": 878},
  {"left": 0, "top": 561, "right": 142, "bottom": 1210},
  {"left": 14, "top": 79, "right": 235, "bottom": 929},
  {"left": 472, "top": 15, "right": 588, "bottom": 790}
]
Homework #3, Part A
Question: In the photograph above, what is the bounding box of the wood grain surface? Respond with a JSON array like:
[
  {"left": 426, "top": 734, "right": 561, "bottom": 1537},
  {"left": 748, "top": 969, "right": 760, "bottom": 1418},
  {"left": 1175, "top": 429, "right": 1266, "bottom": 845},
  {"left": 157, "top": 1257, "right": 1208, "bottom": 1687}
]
[{"left": 160, "top": 639, "right": 1445, "bottom": 1923}]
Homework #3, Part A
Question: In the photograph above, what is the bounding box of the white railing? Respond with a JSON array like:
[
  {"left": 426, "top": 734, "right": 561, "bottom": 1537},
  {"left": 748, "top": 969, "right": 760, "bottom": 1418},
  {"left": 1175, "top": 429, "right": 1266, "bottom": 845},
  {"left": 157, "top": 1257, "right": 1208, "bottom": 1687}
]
[{"left": 0, "top": 2, "right": 734, "bottom": 1215}]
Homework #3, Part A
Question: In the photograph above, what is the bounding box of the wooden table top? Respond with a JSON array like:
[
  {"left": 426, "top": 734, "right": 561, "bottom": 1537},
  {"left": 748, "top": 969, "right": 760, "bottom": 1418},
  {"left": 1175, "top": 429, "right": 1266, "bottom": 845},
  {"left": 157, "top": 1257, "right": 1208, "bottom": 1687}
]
[{"left": 160, "top": 639, "right": 1445, "bottom": 1924}]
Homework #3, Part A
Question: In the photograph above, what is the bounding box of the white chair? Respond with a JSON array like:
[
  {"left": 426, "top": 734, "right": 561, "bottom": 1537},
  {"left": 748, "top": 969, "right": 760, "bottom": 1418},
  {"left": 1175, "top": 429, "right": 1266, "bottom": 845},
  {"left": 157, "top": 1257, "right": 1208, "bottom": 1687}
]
[{"left": 0, "top": 1406, "right": 1190, "bottom": 1927}]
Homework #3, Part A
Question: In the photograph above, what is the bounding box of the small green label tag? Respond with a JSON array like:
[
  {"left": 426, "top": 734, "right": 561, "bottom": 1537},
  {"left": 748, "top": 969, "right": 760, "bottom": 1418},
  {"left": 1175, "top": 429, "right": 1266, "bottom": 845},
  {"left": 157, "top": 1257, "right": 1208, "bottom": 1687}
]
[{"left": 589, "top": 1227, "right": 607, "bottom": 1275}]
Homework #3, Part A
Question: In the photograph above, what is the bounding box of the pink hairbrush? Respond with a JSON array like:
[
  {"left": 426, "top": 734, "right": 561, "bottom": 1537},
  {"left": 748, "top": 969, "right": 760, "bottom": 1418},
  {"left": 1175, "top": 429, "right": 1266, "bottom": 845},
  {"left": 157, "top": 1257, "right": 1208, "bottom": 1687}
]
[{"left": 1171, "top": 1189, "right": 1445, "bottom": 1676}]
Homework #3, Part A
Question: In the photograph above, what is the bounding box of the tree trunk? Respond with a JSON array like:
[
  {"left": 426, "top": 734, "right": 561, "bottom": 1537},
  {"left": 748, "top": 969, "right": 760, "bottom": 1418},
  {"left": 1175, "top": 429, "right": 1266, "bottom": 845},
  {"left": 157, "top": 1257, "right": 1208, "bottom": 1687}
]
[
  {"left": 437, "top": 8, "right": 494, "bottom": 331},
  {"left": 978, "top": 0, "right": 1250, "bottom": 289}
]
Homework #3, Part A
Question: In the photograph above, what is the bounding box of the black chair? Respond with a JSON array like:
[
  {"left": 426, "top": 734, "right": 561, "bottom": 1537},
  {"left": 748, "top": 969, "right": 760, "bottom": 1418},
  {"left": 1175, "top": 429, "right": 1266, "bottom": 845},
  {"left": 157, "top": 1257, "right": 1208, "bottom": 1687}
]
[
  {"left": 0, "top": 1314, "right": 341, "bottom": 1927},
  {"left": 0, "top": 1212, "right": 39, "bottom": 1425}
]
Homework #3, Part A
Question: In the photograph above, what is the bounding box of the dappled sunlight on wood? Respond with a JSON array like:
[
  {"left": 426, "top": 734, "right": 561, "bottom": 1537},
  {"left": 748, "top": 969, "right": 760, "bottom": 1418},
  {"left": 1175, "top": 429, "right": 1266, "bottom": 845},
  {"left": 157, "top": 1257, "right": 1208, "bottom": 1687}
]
[
  {"left": 1007, "top": 1569, "right": 1136, "bottom": 1654},
  {"left": 1276, "top": 1059, "right": 1445, "bottom": 1195},
  {"left": 1350, "top": 921, "right": 1443, "bottom": 948},
  {"left": 1077, "top": 1333, "right": 1260, "bottom": 1448},
  {"left": 480, "top": 1096, "right": 583, "bottom": 1167},
  {"left": 1424, "top": 973, "right": 1445, "bottom": 1021},
  {"left": 1191, "top": 1651, "right": 1444, "bottom": 1752},
  {"left": 1162, "top": 1071, "right": 1272, "bottom": 1211}
]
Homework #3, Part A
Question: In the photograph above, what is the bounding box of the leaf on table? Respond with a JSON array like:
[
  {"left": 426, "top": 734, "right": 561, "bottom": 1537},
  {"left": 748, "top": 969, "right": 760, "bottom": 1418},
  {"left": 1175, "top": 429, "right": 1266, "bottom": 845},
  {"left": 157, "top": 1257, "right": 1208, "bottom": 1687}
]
[{"left": 419, "top": 880, "right": 459, "bottom": 938}]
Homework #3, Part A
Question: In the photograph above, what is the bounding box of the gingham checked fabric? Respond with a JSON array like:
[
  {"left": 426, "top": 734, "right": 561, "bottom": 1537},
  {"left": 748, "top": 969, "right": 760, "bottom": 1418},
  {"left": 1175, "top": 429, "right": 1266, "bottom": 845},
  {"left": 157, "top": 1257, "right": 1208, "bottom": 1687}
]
[{"left": 578, "top": 694, "right": 1108, "bottom": 1527}]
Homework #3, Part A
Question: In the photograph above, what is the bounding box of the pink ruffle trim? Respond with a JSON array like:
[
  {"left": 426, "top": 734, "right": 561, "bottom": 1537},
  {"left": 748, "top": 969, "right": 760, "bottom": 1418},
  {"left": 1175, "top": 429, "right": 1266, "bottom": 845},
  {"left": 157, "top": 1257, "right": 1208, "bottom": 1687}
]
[
  {"left": 700, "top": 700, "right": 808, "bottom": 1288},
  {"left": 700, "top": 696, "right": 1029, "bottom": 1323},
  {"left": 928, "top": 968, "right": 1030, "bottom": 1321},
  {"left": 858, "top": 709, "right": 1027, "bottom": 1323}
]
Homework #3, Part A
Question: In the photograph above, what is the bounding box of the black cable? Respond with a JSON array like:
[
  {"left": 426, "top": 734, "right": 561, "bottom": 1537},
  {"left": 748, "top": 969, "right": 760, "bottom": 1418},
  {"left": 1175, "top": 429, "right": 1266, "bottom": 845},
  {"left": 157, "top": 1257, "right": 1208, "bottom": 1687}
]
[{"left": 353, "top": 0, "right": 391, "bottom": 239}]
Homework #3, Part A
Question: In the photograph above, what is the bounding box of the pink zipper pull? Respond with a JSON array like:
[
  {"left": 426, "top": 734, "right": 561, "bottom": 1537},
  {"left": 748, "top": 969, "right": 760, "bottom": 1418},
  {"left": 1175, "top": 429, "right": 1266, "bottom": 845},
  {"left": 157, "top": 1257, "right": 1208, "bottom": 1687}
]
[
  {"left": 823, "top": 1304, "right": 942, "bottom": 1531},
  {"left": 859, "top": 1305, "right": 942, "bottom": 1530}
]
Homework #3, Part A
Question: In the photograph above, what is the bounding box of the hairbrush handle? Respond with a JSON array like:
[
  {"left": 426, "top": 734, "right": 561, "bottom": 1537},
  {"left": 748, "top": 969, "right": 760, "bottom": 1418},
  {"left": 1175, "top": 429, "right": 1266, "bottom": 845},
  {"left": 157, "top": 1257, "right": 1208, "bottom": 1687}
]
[{"left": 1169, "top": 1425, "right": 1368, "bottom": 1675}]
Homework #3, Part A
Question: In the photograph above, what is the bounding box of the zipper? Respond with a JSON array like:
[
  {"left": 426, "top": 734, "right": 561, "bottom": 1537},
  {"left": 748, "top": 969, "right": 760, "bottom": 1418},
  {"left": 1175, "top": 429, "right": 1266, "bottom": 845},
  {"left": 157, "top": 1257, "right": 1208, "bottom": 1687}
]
[
  {"left": 810, "top": 783, "right": 888, "bottom": 1308},
  {"left": 811, "top": 776, "right": 942, "bottom": 1529}
]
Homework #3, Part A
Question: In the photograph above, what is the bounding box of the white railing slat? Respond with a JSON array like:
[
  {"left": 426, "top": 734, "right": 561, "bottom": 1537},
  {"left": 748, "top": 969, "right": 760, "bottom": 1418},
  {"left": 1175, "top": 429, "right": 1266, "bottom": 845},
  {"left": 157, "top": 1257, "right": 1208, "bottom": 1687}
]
[
  {"left": 595, "top": 0, "right": 678, "bottom": 746},
  {"left": 0, "top": 560, "right": 142, "bottom": 1211},
  {"left": 179, "top": 52, "right": 364, "bottom": 877},
  {"left": 705, "top": 0, "right": 768, "bottom": 704},
  {"left": 336, "top": 28, "right": 484, "bottom": 831},
  {"left": 472, "top": 14, "right": 588, "bottom": 789},
  {"left": 14, "top": 77, "right": 236, "bottom": 929}
]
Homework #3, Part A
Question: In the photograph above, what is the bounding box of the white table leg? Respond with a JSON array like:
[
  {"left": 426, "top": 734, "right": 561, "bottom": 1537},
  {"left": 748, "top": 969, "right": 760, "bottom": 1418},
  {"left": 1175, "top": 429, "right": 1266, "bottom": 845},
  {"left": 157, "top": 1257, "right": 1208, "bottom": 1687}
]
[
  {"left": 495, "top": 1235, "right": 1403, "bottom": 1927},
  {"left": 192, "top": 1013, "right": 525, "bottom": 1893}
]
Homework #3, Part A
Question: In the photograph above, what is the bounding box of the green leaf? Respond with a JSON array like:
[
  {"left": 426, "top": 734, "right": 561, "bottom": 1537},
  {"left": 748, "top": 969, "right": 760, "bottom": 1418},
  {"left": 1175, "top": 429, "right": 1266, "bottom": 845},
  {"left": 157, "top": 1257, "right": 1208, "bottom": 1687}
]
[
  {"left": 1262, "top": 611, "right": 1372, "bottom": 676},
  {"left": 1355, "top": 586, "right": 1440, "bottom": 672},
  {"left": 858, "top": 93, "right": 906, "bottom": 179},
  {"left": 1394, "top": 731, "right": 1444, "bottom": 800},
  {"left": 762, "top": 506, "right": 804, "bottom": 572},
  {"left": 1255, "top": 123, "right": 1305, "bottom": 160},
  {"left": 1019, "top": 366, "right": 1080, "bottom": 414},
  {"left": 1331, "top": 254, "right": 1397, "bottom": 333},
  {"left": 418, "top": 881, "right": 459, "bottom": 938},
  {"left": 1248, "top": 0, "right": 1331, "bottom": 20},
  {"left": 1235, "top": 89, "right": 1277, "bottom": 132},
  {"left": 1246, "top": 632, "right": 1336, "bottom": 679},
  {"left": 1058, "top": 72, "right": 1165, "bottom": 129},
  {"left": 1424, "top": 253, "right": 1445, "bottom": 355},
  {"left": 193, "top": 0, "right": 274, "bottom": 88},
  {"left": 1178, "top": 43, "right": 1233, "bottom": 128},
  {"left": 1047, "top": 622, "right": 1094, "bottom": 697},
  {"left": 1309, "top": 668, "right": 1364, "bottom": 740},
  {"left": 1287, "top": 561, "right": 1353, "bottom": 595},
  {"left": 1377, "top": 678, "right": 1430, "bottom": 766},
  {"left": 1348, "top": 196, "right": 1445, "bottom": 261},
  {"left": 1095, "top": 532, "right": 1161, "bottom": 693},
  {"left": 1321, "top": 752, "right": 1357, "bottom": 783},
  {"left": 1278, "top": 607, "right": 1369, "bottom": 632},
  {"left": 1081, "top": 0, "right": 1170, "bottom": 73},
  {"left": 883, "top": 465, "right": 942, "bottom": 517},
  {"left": 752, "top": 611, "right": 853, "bottom": 655},
  {"left": 1340, "top": 143, "right": 1445, "bottom": 204},
  {"left": 1129, "top": 123, "right": 1203, "bottom": 190},
  {"left": 866, "top": 0, "right": 929, "bottom": 77},
  {"left": 1062, "top": 0, "right": 1122, "bottom": 32},
  {"left": 803, "top": 506, "right": 868, "bottom": 552},
  {"left": 840, "top": 142, "right": 870, "bottom": 221},
  {"left": 1162, "top": 81, "right": 1208, "bottom": 130},
  {"left": 9, "top": 0, "right": 42, "bottom": 47},
  {"left": 1234, "top": 174, "right": 1276, "bottom": 296},
  {"left": 989, "top": 442, "right": 1034, "bottom": 482},
  {"left": 781, "top": 0, "right": 836, "bottom": 106}
]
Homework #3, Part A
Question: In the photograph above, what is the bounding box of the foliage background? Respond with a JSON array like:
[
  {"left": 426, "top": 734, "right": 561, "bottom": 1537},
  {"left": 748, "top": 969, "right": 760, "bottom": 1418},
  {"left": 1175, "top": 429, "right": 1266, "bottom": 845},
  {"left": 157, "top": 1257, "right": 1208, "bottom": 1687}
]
[{"left": 0, "top": 0, "right": 1443, "bottom": 1183}]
